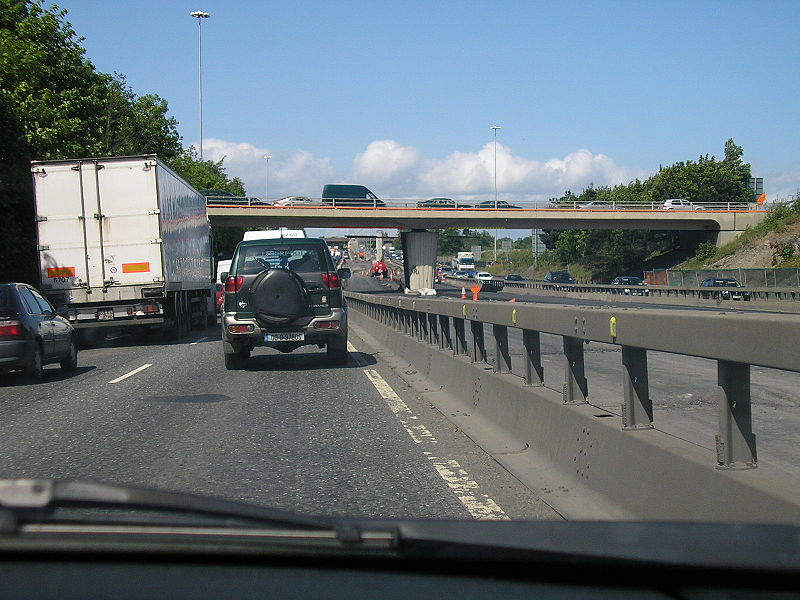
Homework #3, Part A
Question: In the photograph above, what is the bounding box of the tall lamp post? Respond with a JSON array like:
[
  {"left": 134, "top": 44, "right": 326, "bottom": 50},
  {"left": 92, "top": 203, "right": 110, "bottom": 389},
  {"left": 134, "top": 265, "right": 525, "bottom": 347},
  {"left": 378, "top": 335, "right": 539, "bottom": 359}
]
[
  {"left": 264, "top": 154, "right": 272, "bottom": 201},
  {"left": 190, "top": 11, "right": 210, "bottom": 161},
  {"left": 491, "top": 125, "right": 502, "bottom": 261}
]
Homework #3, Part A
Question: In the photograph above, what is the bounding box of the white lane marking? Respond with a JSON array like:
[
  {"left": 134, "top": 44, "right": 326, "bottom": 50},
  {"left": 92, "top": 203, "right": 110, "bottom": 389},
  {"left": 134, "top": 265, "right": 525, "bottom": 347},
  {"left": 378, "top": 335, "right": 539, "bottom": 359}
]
[
  {"left": 108, "top": 364, "right": 152, "bottom": 384},
  {"left": 363, "top": 368, "right": 508, "bottom": 521},
  {"left": 190, "top": 337, "right": 209, "bottom": 345},
  {"left": 347, "top": 341, "right": 367, "bottom": 366}
]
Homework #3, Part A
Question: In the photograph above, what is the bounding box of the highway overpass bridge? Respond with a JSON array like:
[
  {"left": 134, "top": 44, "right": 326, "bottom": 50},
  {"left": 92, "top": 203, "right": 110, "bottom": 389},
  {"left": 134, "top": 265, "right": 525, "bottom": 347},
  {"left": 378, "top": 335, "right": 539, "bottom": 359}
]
[
  {"left": 207, "top": 204, "right": 765, "bottom": 245},
  {"left": 206, "top": 202, "right": 767, "bottom": 290}
]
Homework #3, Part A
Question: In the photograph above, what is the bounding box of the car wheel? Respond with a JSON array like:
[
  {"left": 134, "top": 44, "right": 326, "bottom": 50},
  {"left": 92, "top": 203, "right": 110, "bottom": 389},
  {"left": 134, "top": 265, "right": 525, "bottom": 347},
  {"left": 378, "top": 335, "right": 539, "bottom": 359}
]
[
  {"left": 25, "top": 344, "right": 44, "bottom": 382},
  {"left": 224, "top": 348, "right": 249, "bottom": 370},
  {"left": 60, "top": 338, "right": 78, "bottom": 372},
  {"left": 326, "top": 336, "right": 348, "bottom": 365}
]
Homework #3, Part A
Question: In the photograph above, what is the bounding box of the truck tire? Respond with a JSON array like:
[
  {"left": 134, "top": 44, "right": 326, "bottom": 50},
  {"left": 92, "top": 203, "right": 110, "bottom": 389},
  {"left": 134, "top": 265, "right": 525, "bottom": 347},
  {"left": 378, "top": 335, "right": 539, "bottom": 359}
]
[
  {"left": 77, "top": 328, "right": 107, "bottom": 348},
  {"left": 249, "top": 269, "right": 306, "bottom": 326}
]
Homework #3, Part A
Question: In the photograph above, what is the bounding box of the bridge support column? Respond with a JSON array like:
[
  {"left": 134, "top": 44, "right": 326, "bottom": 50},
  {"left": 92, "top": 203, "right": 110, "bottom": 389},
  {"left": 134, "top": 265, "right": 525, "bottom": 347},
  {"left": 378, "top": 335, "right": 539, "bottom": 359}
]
[
  {"left": 400, "top": 230, "right": 438, "bottom": 291},
  {"left": 716, "top": 360, "right": 757, "bottom": 469},
  {"left": 715, "top": 230, "right": 740, "bottom": 247},
  {"left": 522, "top": 330, "right": 544, "bottom": 386},
  {"left": 563, "top": 336, "right": 588, "bottom": 404},
  {"left": 492, "top": 324, "right": 512, "bottom": 373},
  {"left": 621, "top": 346, "right": 653, "bottom": 430}
]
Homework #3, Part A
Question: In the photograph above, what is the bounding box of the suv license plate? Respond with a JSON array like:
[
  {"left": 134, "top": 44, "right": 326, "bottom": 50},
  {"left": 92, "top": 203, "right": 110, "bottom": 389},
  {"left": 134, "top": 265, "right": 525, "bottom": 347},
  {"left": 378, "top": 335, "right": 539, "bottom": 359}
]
[
  {"left": 264, "top": 332, "right": 304, "bottom": 342},
  {"left": 97, "top": 309, "right": 114, "bottom": 321}
]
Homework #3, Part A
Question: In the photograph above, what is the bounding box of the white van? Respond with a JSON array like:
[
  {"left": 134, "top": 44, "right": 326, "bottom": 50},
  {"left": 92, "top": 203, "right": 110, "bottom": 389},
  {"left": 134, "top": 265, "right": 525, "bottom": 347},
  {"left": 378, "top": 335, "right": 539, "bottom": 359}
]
[{"left": 242, "top": 229, "right": 306, "bottom": 241}]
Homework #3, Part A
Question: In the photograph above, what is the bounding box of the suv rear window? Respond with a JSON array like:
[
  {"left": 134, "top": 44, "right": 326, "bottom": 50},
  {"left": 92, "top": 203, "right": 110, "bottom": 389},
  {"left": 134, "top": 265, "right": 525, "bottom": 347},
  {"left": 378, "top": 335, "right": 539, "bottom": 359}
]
[{"left": 235, "top": 243, "right": 331, "bottom": 275}]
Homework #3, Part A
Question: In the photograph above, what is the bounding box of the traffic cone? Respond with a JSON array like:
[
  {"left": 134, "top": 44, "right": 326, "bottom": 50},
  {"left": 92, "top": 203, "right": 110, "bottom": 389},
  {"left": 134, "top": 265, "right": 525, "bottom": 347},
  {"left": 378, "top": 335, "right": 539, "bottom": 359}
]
[{"left": 461, "top": 287, "right": 467, "bottom": 299}]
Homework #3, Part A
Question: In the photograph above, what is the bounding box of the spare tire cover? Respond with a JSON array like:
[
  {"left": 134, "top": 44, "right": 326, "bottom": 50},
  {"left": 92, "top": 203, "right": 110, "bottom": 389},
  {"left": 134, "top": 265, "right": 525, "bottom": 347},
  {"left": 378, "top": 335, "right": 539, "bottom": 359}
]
[{"left": 249, "top": 268, "right": 306, "bottom": 325}]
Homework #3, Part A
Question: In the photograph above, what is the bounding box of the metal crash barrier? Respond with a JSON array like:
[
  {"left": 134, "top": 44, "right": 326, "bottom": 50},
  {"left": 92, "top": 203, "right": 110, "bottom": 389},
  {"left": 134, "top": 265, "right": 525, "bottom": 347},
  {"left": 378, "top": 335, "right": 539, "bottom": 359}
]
[{"left": 346, "top": 291, "right": 800, "bottom": 471}]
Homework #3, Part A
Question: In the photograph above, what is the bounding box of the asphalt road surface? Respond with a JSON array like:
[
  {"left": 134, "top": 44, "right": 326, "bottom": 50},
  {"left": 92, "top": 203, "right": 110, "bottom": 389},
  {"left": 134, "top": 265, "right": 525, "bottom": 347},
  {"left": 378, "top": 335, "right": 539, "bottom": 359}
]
[{"left": 0, "top": 321, "right": 560, "bottom": 522}]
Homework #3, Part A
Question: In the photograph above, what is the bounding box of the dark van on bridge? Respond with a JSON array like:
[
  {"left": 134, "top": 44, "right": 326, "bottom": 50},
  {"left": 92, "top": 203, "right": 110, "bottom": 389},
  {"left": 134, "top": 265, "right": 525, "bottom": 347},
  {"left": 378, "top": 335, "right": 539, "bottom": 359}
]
[{"left": 321, "top": 184, "right": 385, "bottom": 207}]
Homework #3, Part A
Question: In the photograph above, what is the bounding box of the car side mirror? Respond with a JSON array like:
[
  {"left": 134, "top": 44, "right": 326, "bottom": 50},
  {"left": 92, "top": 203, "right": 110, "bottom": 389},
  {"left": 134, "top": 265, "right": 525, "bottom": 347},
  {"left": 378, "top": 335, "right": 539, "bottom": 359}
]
[
  {"left": 220, "top": 272, "right": 228, "bottom": 281},
  {"left": 338, "top": 268, "right": 352, "bottom": 279}
]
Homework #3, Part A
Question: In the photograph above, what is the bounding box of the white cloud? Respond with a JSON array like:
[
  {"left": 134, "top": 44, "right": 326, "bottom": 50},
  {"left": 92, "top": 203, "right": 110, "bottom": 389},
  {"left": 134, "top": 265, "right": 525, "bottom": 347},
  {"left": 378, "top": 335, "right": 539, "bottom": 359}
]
[
  {"left": 203, "top": 138, "right": 334, "bottom": 200},
  {"left": 200, "top": 137, "right": 646, "bottom": 204}
]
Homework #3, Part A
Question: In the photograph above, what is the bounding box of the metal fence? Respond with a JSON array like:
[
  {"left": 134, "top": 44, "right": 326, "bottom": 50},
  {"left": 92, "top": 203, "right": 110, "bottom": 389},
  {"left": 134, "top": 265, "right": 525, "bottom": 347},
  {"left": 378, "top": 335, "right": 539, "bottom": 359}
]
[{"left": 646, "top": 268, "right": 800, "bottom": 288}]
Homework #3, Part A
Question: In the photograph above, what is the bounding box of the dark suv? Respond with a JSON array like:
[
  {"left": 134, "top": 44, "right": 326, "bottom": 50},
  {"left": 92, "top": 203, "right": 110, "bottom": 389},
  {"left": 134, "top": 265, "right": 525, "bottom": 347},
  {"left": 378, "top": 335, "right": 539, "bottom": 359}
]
[{"left": 221, "top": 238, "right": 351, "bottom": 369}]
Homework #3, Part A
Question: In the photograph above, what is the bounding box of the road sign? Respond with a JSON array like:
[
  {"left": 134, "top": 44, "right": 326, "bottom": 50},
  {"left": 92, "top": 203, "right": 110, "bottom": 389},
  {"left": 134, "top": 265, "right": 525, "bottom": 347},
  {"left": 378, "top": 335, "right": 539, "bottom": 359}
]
[
  {"left": 471, "top": 245, "right": 482, "bottom": 261},
  {"left": 502, "top": 239, "right": 512, "bottom": 252}
]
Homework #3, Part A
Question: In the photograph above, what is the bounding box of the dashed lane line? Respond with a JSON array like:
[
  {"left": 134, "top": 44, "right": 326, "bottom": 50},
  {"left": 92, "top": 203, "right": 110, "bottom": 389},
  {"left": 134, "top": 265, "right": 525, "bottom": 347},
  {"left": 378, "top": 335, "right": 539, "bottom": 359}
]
[
  {"left": 347, "top": 341, "right": 368, "bottom": 367},
  {"left": 363, "top": 367, "right": 509, "bottom": 521},
  {"left": 108, "top": 364, "right": 152, "bottom": 384}
]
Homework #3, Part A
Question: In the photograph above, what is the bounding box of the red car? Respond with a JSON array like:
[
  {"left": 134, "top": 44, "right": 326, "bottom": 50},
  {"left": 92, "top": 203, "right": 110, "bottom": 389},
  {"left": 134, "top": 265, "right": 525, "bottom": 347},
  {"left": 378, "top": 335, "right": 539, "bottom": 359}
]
[
  {"left": 215, "top": 283, "right": 225, "bottom": 314},
  {"left": 371, "top": 261, "right": 389, "bottom": 278}
]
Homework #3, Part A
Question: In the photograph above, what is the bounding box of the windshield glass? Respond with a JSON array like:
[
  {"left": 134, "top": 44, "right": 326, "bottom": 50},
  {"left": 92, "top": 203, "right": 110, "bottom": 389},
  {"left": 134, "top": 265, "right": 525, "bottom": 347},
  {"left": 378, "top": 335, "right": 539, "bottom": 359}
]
[{"left": 2, "top": 0, "right": 800, "bottom": 562}]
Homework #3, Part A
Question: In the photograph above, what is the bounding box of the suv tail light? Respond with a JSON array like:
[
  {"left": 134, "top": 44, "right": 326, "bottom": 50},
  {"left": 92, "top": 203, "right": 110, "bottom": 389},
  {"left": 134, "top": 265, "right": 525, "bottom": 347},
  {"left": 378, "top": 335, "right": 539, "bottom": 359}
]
[
  {"left": 0, "top": 321, "right": 23, "bottom": 337},
  {"left": 322, "top": 273, "right": 341, "bottom": 289},
  {"left": 225, "top": 275, "right": 245, "bottom": 293}
]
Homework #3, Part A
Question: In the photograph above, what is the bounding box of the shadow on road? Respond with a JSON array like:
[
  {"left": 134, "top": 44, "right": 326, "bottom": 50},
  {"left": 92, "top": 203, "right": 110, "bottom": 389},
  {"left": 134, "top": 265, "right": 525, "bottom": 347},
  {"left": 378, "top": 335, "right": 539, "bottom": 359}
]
[{"left": 240, "top": 350, "right": 377, "bottom": 372}]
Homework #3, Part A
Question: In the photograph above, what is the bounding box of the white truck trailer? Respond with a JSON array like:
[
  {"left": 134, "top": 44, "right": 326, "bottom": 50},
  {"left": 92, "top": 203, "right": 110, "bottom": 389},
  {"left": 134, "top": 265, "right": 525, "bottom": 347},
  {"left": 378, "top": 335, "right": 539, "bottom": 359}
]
[{"left": 31, "top": 155, "right": 214, "bottom": 341}]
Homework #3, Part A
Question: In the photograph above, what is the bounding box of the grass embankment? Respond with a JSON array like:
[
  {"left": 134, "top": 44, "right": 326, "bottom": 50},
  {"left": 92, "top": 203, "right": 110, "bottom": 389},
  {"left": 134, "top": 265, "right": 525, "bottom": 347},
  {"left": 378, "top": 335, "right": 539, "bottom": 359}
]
[{"left": 682, "top": 200, "right": 800, "bottom": 269}]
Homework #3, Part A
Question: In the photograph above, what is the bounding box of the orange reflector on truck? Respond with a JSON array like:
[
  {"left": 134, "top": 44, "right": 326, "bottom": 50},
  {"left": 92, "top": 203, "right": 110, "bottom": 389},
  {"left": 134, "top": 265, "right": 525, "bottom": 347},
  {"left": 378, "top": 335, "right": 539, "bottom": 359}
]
[
  {"left": 47, "top": 267, "right": 75, "bottom": 278},
  {"left": 122, "top": 262, "right": 150, "bottom": 273}
]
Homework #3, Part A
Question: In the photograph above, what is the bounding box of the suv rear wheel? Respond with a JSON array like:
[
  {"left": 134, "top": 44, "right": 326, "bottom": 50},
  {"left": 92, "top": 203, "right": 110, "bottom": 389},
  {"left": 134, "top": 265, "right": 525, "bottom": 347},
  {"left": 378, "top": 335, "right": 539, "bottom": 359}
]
[
  {"left": 326, "top": 336, "right": 348, "bottom": 365},
  {"left": 224, "top": 347, "right": 250, "bottom": 370}
]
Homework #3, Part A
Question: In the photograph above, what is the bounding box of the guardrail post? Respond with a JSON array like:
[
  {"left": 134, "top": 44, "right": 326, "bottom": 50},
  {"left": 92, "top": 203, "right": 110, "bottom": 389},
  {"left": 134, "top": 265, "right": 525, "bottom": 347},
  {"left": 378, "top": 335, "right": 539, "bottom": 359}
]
[
  {"left": 621, "top": 346, "right": 653, "bottom": 430},
  {"left": 562, "top": 336, "right": 588, "bottom": 404},
  {"left": 439, "top": 315, "right": 451, "bottom": 350},
  {"left": 429, "top": 313, "right": 439, "bottom": 346},
  {"left": 492, "top": 324, "right": 512, "bottom": 373},
  {"left": 453, "top": 318, "right": 467, "bottom": 355},
  {"left": 522, "top": 330, "right": 544, "bottom": 386},
  {"left": 716, "top": 360, "right": 757, "bottom": 469},
  {"left": 470, "top": 321, "right": 487, "bottom": 364},
  {"left": 420, "top": 311, "right": 429, "bottom": 342}
]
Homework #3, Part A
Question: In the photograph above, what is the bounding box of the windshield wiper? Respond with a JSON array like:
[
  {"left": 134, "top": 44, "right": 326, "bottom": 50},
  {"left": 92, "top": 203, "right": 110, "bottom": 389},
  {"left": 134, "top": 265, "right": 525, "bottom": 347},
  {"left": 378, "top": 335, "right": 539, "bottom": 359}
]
[
  {"left": 0, "top": 479, "right": 344, "bottom": 536},
  {"left": 252, "top": 257, "right": 272, "bottom": 271}
]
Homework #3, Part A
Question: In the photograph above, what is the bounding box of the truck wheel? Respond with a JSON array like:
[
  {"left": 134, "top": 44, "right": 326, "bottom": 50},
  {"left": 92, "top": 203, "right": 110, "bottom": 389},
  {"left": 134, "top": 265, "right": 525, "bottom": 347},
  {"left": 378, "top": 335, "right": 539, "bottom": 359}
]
[
  {"left": 326, "top": 336, "right": 348, "bottom": 365},
  {"left": 60, "top": 338, "right": 78, "bottom": 372}
]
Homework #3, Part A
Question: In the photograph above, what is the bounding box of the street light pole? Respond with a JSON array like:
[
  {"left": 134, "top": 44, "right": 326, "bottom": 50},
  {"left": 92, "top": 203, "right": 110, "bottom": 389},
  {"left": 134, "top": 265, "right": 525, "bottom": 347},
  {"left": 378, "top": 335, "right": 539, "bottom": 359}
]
[
  {"left": 264, "top": 154, "right": 272, "bottom": 201},
  {"left": 491, "top": 125, "right": 501, "bottom": 261},
  {"left": 190, "top": 11, "right": 210, "bottom": 161}
]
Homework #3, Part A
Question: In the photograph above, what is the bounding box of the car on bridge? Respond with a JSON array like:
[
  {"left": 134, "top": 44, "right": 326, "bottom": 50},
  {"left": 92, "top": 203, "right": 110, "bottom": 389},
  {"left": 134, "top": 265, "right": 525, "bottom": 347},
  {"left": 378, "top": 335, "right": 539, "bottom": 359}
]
[
  {"left": 660, "top": 198, "right": 705, "bottom": 210},
  {"left": 474, "top": 200, "right": 521, "bottom": 209},
  {"left": 416, "top": 198, "right": 471, "bottom": 209},
  {"left": 610, "top": 276, "right": 649, "bottom": 295},
  {"left": 0, "top": 282, "right": 78, "bottom": 381},
  {"left": 274, "top": 196, "right": 314, "bottom": 206},
  {"left": 578, "top": 201, "right": 613, "bottom": 210},
  {"left": 321, "top": 184, "right": 386, "bottom": 207},
  {"left": 699, "top": 277, "right": 751, "bottom": 300},
  {"left": 221, "top": 237, "right": 351, "bottom": 369}
]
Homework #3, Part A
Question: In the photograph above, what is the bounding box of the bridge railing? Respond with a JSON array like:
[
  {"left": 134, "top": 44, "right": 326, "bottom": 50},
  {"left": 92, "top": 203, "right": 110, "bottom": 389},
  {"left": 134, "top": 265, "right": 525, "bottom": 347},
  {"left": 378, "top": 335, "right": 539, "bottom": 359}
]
[
  {"left": 345, "top": 290, "right": 800, "bottom": 470},
  {"left": 204, "top": 196, "right": 763, "bottom": 212}
]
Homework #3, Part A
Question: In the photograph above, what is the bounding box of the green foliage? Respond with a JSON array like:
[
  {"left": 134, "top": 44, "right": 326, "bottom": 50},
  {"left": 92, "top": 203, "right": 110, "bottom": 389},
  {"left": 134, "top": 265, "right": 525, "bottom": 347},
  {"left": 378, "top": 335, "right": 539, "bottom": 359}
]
[
  {"left": 0, "top": 0, "right": 190, "bottom": 282},
  {"left": 695, "top": 241, "right": 717, "bottom": 263},
  {"left": 540, "top": 139, "right": 753, "bottom": 281}
]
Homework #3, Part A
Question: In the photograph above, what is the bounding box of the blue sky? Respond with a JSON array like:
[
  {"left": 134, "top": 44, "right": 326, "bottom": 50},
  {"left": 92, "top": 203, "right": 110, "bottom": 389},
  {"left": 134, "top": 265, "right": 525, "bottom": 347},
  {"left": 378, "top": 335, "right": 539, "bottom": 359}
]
[{"left": 61, "top": 0, "right": 800, "bottom": 205}]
